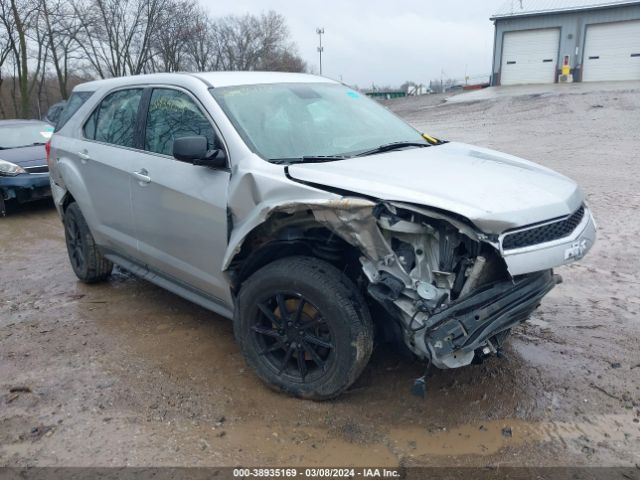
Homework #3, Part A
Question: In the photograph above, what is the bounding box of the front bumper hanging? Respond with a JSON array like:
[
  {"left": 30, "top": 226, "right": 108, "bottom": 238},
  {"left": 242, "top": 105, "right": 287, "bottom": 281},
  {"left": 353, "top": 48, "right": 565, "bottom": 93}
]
[{"left": 420, "top": 270, "right": 560, "bottom": 368}]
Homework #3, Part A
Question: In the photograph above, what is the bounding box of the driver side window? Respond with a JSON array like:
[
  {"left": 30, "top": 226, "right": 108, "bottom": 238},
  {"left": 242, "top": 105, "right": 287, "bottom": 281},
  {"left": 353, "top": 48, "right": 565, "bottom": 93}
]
[{"left": 144, "top": 89, "right": 217, "bottom": 156}]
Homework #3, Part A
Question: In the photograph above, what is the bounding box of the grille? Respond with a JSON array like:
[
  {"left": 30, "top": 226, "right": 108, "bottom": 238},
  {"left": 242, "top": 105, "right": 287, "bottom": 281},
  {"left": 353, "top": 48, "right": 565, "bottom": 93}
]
[
  {"left": 25, "top": 165, "right": 49, "bottom": 174},
  {"left": 502, "top": 205, "right": 585, "bottom": 250}
]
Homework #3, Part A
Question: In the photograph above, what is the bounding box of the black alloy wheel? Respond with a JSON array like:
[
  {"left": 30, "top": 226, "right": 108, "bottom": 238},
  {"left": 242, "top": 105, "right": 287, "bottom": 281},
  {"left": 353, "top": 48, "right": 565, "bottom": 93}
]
[
  {"left": 252, "top": 292, "right": 335, "bottom": 383},
  {"left": 235, "top": 256, "right": 374, "bottom": 400},
  {"left": 63, "top": 202, "right": 113, "bottom": 283}
]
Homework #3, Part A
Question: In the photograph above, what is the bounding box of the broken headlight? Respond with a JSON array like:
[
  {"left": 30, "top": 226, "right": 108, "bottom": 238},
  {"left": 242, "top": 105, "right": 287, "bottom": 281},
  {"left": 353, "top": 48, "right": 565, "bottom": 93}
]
[{"left": 0, "top": 159, "right": 26, "bottom": 176}]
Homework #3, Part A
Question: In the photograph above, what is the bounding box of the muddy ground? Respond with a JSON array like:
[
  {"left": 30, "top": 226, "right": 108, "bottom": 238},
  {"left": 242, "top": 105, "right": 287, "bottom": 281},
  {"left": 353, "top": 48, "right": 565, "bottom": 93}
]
[{"left": 1, "top": 84, "right": 639, "bottom": 468}]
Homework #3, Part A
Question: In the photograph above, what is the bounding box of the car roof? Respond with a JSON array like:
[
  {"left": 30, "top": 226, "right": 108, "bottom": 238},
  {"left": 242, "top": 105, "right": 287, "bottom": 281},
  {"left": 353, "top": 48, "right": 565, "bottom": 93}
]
[
  {"left": 73, "top": 71, "right": 339, "bottom": 92},
  {"left": 0, "top": 119, "right": 50, "bottom": 127},
  {"left": 191, "top": 71, "right": 339, "bottom": 87}
]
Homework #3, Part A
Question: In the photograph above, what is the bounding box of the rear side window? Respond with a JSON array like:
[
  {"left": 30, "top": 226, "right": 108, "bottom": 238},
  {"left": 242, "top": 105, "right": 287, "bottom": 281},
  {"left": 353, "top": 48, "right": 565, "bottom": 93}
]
[
  {"left": 54, "top": 92, "right": 93, "bottom": 132},
  {"left": 144, "top": 88, "right": 216, "bottom": 156},
  {"left": 84, "top": 88, "right": 143, "bottom": 148}
]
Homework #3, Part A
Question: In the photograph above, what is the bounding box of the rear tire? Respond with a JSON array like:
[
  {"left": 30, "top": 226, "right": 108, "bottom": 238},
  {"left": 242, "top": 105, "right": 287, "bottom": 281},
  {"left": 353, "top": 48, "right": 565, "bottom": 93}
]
[
  {"left": 235, "top": 256, "right": 374, "bottom": 400},
  {"left": 63, "top": 202, "right": 113, "bottom": 283}
]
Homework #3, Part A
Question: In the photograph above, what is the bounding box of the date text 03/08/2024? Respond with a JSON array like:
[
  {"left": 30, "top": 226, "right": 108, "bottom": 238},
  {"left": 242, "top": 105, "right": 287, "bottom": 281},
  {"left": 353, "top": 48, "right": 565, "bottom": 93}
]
[{"left": 232, "top": 468, "right": 401, "bottom": 478}]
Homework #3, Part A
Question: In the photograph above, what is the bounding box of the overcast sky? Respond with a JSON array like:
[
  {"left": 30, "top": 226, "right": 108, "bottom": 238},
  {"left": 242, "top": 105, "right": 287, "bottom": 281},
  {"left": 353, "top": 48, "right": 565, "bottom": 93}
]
[{"left": 202, "top": 0, "right": 508, "bottom": 87}]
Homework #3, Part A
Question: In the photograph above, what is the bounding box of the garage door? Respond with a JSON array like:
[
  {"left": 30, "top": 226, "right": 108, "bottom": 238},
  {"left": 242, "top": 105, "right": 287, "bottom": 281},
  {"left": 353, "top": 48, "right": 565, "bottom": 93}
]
[
  {"left": 583, "top": 20, "right": 640, "bottom": 82},
  {"left": 501, "top": 29, "right": 560, "bottom": 85}
]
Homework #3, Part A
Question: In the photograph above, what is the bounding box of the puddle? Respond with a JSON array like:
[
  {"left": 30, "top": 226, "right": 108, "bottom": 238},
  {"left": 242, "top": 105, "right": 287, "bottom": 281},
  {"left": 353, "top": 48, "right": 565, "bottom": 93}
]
[{"left": 387, "top": 415, "right": 637, "bottom": 462}]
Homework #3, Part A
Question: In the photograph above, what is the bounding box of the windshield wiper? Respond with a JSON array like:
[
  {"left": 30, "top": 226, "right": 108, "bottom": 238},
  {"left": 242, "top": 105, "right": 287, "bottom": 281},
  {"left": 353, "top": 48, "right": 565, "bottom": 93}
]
[
  {"left": 355, "top": 141, "right": 431, "bottom": 157},
  {"left": 270, "top": 155, "right": 347, "bottom": 165},
  {"left": 269, "top": 141, "right": 433, "bottom": 164}
]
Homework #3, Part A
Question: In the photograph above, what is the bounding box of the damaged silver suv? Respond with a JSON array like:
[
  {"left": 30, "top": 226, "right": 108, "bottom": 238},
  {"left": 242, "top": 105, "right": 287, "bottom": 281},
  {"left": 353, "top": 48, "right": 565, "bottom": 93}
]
[{"left": 48, "top": 72, "right": 596, "bottom": 399}]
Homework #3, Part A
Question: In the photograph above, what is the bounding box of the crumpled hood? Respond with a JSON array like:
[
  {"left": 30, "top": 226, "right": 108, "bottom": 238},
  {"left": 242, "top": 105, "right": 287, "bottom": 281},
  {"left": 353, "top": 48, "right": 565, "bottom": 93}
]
[
  {"left": 0, "top": 145, "right": 47, "bottom": 169},
  {"left": 287, "top": 142, "right": 583, "bottom": 234}
]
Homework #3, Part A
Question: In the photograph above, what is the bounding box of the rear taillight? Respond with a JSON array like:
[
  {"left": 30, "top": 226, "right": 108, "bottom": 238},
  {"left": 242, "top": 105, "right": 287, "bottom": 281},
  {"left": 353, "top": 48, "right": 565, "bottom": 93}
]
[{"left": 45, "top": 140, "right": 52, "bottom": 168}]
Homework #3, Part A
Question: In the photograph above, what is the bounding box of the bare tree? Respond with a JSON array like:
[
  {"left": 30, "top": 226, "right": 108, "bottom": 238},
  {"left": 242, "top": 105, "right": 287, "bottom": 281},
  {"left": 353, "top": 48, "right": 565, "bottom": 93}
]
[
  {"left": 72, "top": 0, "right": 169, "bottom": 78},
  {"left": 0, "top": 1, "right": 16, "bottom": 116},
  {"left": 0, "top": 2, "right": 308, "bottom": 119},
  {"left": 150, "top": 0, "right": 197, "bottom": 72},
  {"left": 38, "top": 0, "right": 83, "bottom": 99},
  {"left": 184, "top": 9, "right": 306, "bottom": 73},
  {"left": 11, "top": 0, "right": 30, "bottom": 117},
  {"left": 184, "top": 10, "right": 220, "bottom": 72},
  {"left": 212, "top": 11, "right": 304, "bottom": 72},
  {"left": 260, "top": 49, "right": 306, "bottom": 72},
  {"left": 27, "top": 6, "right": 49, "bottom": 116},
  {"left": 0, "top": 0, "right": 39, "bottom": 117}
]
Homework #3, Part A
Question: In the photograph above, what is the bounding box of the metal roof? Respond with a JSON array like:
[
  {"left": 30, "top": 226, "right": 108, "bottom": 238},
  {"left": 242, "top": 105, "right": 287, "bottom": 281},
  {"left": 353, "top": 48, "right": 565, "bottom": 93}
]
[{"left": 491, "top": 0, "right": 640, "bottom": 19}]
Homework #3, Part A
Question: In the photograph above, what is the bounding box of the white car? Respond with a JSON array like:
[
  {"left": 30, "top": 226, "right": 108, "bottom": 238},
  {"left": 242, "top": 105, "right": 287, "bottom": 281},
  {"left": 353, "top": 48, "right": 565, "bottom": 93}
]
[{"left": 48, "top": 72, "right": 596, "bottom": 399}]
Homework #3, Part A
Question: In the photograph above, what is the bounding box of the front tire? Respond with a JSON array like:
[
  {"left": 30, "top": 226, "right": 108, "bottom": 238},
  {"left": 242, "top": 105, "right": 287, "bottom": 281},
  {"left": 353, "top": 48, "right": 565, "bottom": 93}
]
[
  {"left": 63, "top": 202, "right": 113, "bottom": 283},
  {"left": 235, "top": 256, "right": 374, "bottom": 400}
]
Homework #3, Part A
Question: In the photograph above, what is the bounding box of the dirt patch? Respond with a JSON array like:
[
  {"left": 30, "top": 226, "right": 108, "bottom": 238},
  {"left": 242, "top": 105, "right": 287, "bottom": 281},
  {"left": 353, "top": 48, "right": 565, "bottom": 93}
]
[{"left": 1, "top": 85, "right": 639, "bottom": 467}]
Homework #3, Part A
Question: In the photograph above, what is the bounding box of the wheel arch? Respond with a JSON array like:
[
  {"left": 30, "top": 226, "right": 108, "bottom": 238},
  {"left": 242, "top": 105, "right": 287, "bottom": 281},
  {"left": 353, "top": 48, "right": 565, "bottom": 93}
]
[
  {"left": 61, "top": 191, "right": 76, "bottom": 214},
  {"left": 225, "top": 209, "right": 365, "bottom": 295}
]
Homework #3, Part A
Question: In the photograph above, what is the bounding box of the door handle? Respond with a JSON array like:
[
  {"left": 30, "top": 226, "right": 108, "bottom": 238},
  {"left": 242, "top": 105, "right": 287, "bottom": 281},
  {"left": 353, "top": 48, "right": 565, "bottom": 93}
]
[
  {"left": 78, "top": 151, "right": 91, "bottom": 163},
  {"left": 132, "top": 169, "right": 151, "bottom": 184}
]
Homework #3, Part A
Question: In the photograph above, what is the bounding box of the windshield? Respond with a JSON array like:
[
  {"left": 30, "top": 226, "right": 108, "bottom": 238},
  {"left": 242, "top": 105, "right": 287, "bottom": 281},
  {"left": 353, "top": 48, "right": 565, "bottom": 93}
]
[
  {"left": 0, "top": 123, "right": 53, "bottom": 149},
  {"left": 210, "top": 83, "right": 427, "bottom": 162}
]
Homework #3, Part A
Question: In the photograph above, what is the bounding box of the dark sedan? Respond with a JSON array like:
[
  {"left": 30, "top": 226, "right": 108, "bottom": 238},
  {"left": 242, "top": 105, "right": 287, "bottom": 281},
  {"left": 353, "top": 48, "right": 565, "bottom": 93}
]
[{"left": 0, "top": 120, "right": 54, "bottom": 215}]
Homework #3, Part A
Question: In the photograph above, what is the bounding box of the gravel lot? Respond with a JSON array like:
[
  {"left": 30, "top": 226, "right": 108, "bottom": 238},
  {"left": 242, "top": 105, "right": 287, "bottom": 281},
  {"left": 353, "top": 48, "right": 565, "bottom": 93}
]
[{"left": 1, "top": 83, "right": 639, "bottom": 468}]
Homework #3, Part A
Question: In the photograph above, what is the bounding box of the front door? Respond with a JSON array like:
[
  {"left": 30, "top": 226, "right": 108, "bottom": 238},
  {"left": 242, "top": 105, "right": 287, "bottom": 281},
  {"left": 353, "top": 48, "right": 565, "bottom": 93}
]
[{"left": 129, "top": 87, "right": 231, "bottom": 305}]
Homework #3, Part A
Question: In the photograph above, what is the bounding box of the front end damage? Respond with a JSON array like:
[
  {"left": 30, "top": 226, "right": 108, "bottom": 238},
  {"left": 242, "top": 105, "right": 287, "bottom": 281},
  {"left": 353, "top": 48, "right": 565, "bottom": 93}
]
[
  {"left": 225, "top": 195, "right": 565, "bottom": 370},
  {"left": 311, "top": 200, "right": 560, "bottom": 369}
]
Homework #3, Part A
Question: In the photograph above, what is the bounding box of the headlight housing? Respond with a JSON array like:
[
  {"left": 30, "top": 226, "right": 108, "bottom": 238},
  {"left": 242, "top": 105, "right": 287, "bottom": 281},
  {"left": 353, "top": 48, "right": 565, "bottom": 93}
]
[{"left": 0, "top": 159, "right": 26, "bottom": 176}]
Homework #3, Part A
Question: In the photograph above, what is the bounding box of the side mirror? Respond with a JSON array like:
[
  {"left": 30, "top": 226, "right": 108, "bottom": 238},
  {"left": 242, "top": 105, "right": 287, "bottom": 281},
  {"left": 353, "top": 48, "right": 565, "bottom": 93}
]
[{"left": 173, "top": 136, "right": 227, "bottom": 168}]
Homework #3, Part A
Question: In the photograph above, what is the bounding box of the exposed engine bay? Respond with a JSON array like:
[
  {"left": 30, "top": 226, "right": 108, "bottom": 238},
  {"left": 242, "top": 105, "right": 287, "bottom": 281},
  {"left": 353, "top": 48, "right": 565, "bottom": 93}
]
[
  {"left": 348, "top": 202, "right": 558, "bottom": 369},
  {"left": 227, "top": 197, "right": 561, "bottom": 371}
]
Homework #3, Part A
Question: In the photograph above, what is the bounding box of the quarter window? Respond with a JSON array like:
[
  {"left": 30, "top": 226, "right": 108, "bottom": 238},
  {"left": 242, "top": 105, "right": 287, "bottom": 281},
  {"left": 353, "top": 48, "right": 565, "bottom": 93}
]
[
  {"left": 84, "top": 88, "right": 143, "bottom": 147},
  {"left": 55, "top": 91, "right": 93, "bottom": 132},
  {"left": 144, "top": 89, "right": 216, "bottom": 156}
]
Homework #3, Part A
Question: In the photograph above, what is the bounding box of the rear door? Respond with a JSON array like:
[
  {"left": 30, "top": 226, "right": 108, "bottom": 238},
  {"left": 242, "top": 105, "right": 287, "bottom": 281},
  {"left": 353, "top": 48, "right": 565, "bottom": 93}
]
[
  {"left": 129, "top": 87, "right": 231, "bottom": 304},
  {"left": 75, "top": 88, "right": 142, "bottom": 257},
  {"left": 501, "top": 28, "right": 560, "bottom": 85}
]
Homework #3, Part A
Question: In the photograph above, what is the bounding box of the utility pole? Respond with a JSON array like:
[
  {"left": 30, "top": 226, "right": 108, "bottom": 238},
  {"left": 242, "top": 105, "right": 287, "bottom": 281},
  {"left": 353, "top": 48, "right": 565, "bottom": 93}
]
[{"left": 316, "top": 27, "right": 325, "bottom": 75}]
